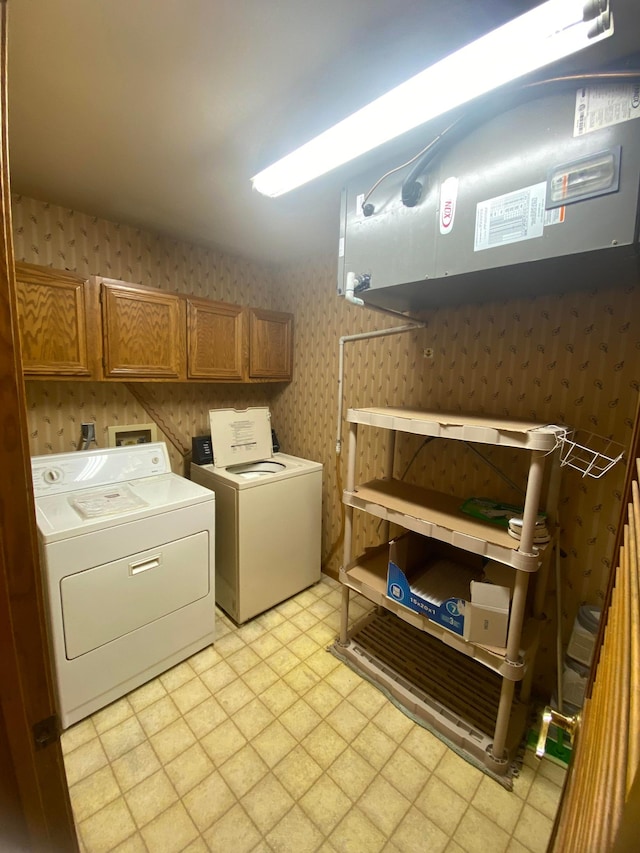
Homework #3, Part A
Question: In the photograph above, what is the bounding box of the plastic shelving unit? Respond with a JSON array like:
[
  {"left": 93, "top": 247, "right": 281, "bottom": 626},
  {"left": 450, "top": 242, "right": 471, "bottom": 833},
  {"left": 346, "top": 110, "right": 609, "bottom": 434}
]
[{"left": 337, "top": 406, "right": 564, "bottom": 775}]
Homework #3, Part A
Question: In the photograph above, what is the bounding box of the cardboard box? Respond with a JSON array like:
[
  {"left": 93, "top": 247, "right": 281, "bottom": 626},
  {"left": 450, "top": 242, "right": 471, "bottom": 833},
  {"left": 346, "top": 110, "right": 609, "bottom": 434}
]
[
  {"left": 386, "top": 532, "right": 511, "bottom": 645},
  {"left": 387, "top": 533, "right": 480, "bottom": 637},
  {"left": 463, "top": 581, "right": 511, "bottom": 647},
  {"left": 482, "top": 559, "right": 517, "bottom": 594}
]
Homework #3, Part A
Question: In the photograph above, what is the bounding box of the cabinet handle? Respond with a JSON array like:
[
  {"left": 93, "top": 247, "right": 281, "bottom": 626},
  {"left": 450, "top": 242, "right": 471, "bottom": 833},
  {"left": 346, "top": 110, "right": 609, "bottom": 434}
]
[{"left": 129, "top": 555, "right": 161, "bottom": 576}]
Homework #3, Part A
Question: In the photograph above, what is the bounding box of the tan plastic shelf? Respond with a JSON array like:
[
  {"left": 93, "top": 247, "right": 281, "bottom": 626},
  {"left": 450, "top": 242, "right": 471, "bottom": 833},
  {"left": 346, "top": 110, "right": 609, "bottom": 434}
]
[
  {"left": 340, "top": 545, "right": 539, "bottom": 680},
  {"left": 340, "top": 404, "right": 560, "bottom": 774},
  {"left": 344, "top": 478, "right": 546, "bottom": 571},
  {"left": 332, "top": 610, "right": 529, "bottom": 775},
  {"left": 347, "top": 407, "right": 565, "bottom": 451}
]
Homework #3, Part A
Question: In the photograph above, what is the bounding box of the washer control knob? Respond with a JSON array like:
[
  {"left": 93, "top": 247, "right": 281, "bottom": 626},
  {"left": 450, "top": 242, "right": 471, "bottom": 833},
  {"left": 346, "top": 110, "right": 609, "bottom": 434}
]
[{"left": 43, "top": 468, "right": 62, "bottom": 484}]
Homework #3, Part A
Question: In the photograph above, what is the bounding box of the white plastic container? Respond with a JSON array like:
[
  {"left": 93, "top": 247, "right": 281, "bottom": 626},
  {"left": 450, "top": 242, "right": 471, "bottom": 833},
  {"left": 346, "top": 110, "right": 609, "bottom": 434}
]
[{"left": 566, "top": 605, "right": 601, "bottom": 667}]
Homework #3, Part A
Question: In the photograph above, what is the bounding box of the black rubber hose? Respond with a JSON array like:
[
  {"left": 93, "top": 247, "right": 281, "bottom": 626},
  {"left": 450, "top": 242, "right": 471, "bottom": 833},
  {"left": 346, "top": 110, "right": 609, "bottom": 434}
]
[{"left": 400, "top": 66, "right": 640, "bottom": 208}]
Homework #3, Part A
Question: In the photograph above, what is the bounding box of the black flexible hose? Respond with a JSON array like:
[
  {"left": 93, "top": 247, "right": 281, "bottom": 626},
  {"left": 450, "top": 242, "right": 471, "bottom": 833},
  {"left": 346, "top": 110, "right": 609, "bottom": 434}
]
[{"left": 400, "top": 67, "right": 640, "bottom": 208}]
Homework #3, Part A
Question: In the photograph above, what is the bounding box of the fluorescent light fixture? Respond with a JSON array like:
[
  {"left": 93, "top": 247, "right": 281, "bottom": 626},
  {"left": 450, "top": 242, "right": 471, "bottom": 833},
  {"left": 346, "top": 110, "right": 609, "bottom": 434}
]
[{"left": 251, "top": 0, "right": 614, "bottom": 197}]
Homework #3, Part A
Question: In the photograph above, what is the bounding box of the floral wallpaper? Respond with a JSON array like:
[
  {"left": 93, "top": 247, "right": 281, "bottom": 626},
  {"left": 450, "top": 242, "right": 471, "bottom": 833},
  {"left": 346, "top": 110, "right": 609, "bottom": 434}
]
[{"left": 13, "top": 192, "right": 640, "bottom": 695}]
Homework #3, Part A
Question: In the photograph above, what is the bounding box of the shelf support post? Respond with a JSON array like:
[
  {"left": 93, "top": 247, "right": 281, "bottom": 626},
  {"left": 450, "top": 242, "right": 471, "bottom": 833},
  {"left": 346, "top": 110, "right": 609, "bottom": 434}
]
[
  {"left": 506, "top": 450, "right": 547, "bottom": 665},
  {"left": 492, "top": 678, "right": 516, "bottom": 762},
  {"left": 380, "top": 431, "right": 396, "bottom": 543},
  {"left": 339, "top": 585, "right": 350, "bottom": 646},
  {"left": 339, "top": 421, "right": 359, "bottom": 645},
  {"left": 518, "top": 449, "right": 546, "bottom": 556}
]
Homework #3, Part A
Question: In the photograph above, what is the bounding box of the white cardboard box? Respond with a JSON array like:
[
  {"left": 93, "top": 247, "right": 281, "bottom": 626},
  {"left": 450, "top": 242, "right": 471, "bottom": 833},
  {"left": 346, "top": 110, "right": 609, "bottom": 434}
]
[{"left": 463, "top": 581, "right": 511, "bottom": 647}]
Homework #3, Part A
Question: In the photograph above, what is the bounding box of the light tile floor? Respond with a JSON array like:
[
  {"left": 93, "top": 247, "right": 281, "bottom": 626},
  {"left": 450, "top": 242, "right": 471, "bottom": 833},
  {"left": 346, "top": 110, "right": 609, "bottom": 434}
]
[{"left": 62, "top": 577, "right": 565, "bottom": 853}]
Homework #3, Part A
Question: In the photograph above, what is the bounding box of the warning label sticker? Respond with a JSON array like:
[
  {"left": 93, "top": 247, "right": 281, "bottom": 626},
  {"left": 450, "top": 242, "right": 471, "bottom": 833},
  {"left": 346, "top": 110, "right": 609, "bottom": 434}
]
[
  {"left": 574, "top": 83, "right": 640, "bottom": 136},
  {"left": 474, "top": 182, "right": 546, "bottom": 252},
  {"left": 544, "top": 206, "right": 565, "bottom": 226}
]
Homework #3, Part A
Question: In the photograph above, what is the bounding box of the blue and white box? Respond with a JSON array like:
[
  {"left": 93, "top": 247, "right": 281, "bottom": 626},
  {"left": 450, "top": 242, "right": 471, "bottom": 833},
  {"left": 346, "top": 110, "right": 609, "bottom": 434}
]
[{"left": 386, "top": 532, "right": 482, "bottom": 637}]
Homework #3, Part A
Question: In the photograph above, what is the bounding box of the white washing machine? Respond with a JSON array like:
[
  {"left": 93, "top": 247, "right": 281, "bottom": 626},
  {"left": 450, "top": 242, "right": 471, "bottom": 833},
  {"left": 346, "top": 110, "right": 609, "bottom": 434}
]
[
  {"left": 31, "top": 442, "right": 215, "bottom": 729},
  {"left": 190, "top": 407, "right": 322, "bottom": 624}
]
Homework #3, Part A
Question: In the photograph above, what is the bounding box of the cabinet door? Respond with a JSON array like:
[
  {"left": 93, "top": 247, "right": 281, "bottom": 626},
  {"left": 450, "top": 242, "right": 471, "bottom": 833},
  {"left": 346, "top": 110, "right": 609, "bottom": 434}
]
[
  {"left": 187, "top": 297, "right": 244, "bottom": 380},
  {"left": 15, "top": 262, "right": 100, "bottom": 378},
  {"left": 249, "top": 308, "right": 293, "bottom": 380},
  {"left": 101, "top": 280, "right": 186, "bottom": 380}
]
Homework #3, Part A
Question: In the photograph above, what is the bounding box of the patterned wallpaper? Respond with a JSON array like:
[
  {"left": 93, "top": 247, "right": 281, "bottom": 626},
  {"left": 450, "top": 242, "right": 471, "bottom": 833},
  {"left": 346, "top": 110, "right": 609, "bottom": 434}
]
[
  {"left": 13, "top": 193, "right": 640, "bottom": 695},
  {"left": 12, "top": 195, "right": 274, "bottom": 305}
]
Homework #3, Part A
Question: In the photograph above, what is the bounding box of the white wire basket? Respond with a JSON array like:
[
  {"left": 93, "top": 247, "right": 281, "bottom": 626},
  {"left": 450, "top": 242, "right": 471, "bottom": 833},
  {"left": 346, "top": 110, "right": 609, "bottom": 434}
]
[{"left": 558, "top": 429, "right": 625, "bottom": 479}]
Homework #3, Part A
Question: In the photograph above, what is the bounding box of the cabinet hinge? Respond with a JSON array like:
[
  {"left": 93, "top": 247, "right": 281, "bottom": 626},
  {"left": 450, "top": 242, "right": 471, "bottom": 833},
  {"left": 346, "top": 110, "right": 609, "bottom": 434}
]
[{"left": 32, "top": 714, "right": 60, "bottom": 750}]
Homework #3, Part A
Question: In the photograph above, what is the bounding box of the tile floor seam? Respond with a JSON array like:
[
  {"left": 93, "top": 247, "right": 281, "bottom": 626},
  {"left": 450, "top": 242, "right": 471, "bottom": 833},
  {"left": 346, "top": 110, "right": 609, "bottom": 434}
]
[
  {"left": 230, "top": 796, "right": 271, "bottom": 850},
  {"left": 352, "top": 780, "right": 413, "bottom": 841},
  {"left": 121, "top": 765, "right": 181, "bottom": 832},
  {"left": 440, "top": 799, "right": 476, "bottom": 852},
  {"left": 76, "top": 782, "right": 140, "bottom": 853},
  {"left": 390, "top": 761, "right": 434, "bottom": 812},
  {"left": 184, "top": 775, "right": 238, "bottom": 836},
  {"left": 431, "top": 757, "right": 482, "bottom": 799},
  {"left": 262, "top": 792, "right": 321, "bottom": 849},
  {"left": 509, "top": 834, "right": 537, "bottom": 853}
]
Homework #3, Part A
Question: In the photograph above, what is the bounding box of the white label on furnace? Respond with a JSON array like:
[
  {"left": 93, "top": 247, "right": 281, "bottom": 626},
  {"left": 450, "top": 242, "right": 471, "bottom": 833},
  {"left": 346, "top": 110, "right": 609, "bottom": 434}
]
[
  {"left": 439, "top": 177, "right": 458, "bottom": 234},
  {"left": 474, "top": 181, "right": 546, "bottom": 252},
  {"left": 574, "top": 83, "right": 640, "bottom": 136},
  {"left": 355, "top": 193, "right": 365, "bottom": 220}
]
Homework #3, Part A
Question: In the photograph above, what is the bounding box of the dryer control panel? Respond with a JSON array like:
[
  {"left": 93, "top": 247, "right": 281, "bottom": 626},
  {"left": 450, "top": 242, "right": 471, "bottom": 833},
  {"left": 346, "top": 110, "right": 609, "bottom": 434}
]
[{"left": 31, "top": 442, "right": 171, "bottom": 497}]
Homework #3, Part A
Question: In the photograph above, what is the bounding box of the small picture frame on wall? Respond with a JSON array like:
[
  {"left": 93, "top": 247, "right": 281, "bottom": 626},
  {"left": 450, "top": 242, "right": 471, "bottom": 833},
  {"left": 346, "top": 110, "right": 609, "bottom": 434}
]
[{"left": 107, "top": 423, "right": 159, "bottom": 448}]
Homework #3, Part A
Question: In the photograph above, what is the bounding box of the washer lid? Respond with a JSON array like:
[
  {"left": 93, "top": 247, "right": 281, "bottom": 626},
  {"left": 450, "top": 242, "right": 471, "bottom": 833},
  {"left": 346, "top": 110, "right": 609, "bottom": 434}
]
[{"left": 209, "top": 407, "right": 273, "bottom": 469}]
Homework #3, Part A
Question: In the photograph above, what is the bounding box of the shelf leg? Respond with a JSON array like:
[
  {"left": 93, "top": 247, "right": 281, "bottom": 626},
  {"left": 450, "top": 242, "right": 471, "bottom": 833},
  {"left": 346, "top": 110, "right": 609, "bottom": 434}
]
[
  {"left": 339, "top": 585, "right": 350, "bottom": 646},
  {"left": 381, "top": 431, "right": 396, "bottom": 543},
  {"left": 339, "top": 421, "right": 358, "bottom": 647},
  {"left": 518, "top": 450, "right": 546, "bottom": 555},
  {"left": 346, "top": 422, "right": 358, "bottom": 493},
  {"left": 507, "top": 569, "right": 530, "bottom": 665},
  {"left": 491, "top": 678, "right": 515, "bottom": 762}
]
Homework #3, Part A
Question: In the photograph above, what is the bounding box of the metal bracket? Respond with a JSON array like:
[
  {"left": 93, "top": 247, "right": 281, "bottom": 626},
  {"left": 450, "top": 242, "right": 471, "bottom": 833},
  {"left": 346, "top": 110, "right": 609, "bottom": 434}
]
[{"left": 32, "top": 714, "right": 59, "bottom": 750}]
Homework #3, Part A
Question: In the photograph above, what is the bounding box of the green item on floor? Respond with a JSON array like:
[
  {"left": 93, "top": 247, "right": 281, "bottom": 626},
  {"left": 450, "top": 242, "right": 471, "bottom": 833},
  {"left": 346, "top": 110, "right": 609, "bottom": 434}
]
[{"left": 526, "top": 726, "right": 572, "bottom": 767}]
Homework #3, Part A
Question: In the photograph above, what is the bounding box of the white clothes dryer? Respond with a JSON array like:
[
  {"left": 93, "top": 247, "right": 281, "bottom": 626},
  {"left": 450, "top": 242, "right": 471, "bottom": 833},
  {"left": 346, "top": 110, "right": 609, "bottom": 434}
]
[
  {"left": 31, "top": 442, "right": 215, "bottom": 729},
  {"left": 190, "top": 408, "right": 322, "bottom": 624}
]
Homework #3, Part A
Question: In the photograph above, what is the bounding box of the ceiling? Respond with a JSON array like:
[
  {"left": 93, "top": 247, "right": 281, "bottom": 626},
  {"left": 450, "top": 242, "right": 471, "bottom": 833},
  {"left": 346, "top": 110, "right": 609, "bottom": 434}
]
[{"left": 7, "top": 1, "right": 636, "bottom": 265}]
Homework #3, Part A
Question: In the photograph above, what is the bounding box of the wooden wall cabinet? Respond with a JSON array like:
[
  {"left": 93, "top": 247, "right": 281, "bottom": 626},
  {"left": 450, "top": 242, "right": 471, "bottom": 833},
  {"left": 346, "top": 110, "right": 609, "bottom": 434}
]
[
  {"left": 186, "top": 297, "right": 245, "bottom": 381},
  {"left": 16, "top": 263, "right": 293, "bottom": 384},
  {"left": 249, "top": 307, "right": 293, "bottom": 380},
  {"left": 14, "top": 262, "right": 101, "bottom": 378},
  {"left": 99, "top": 279, "right": 187, "bottom": 380}
]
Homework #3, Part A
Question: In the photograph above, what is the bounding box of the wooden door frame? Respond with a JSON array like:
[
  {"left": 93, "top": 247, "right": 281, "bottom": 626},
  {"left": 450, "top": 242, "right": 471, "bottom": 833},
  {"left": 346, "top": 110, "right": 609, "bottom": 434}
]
[
  {"left": 548, "top": 408, "right": 640, "bottom": 850},
  {"left": 0, "top": 1, "right": 77, "bottom": 849}
]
